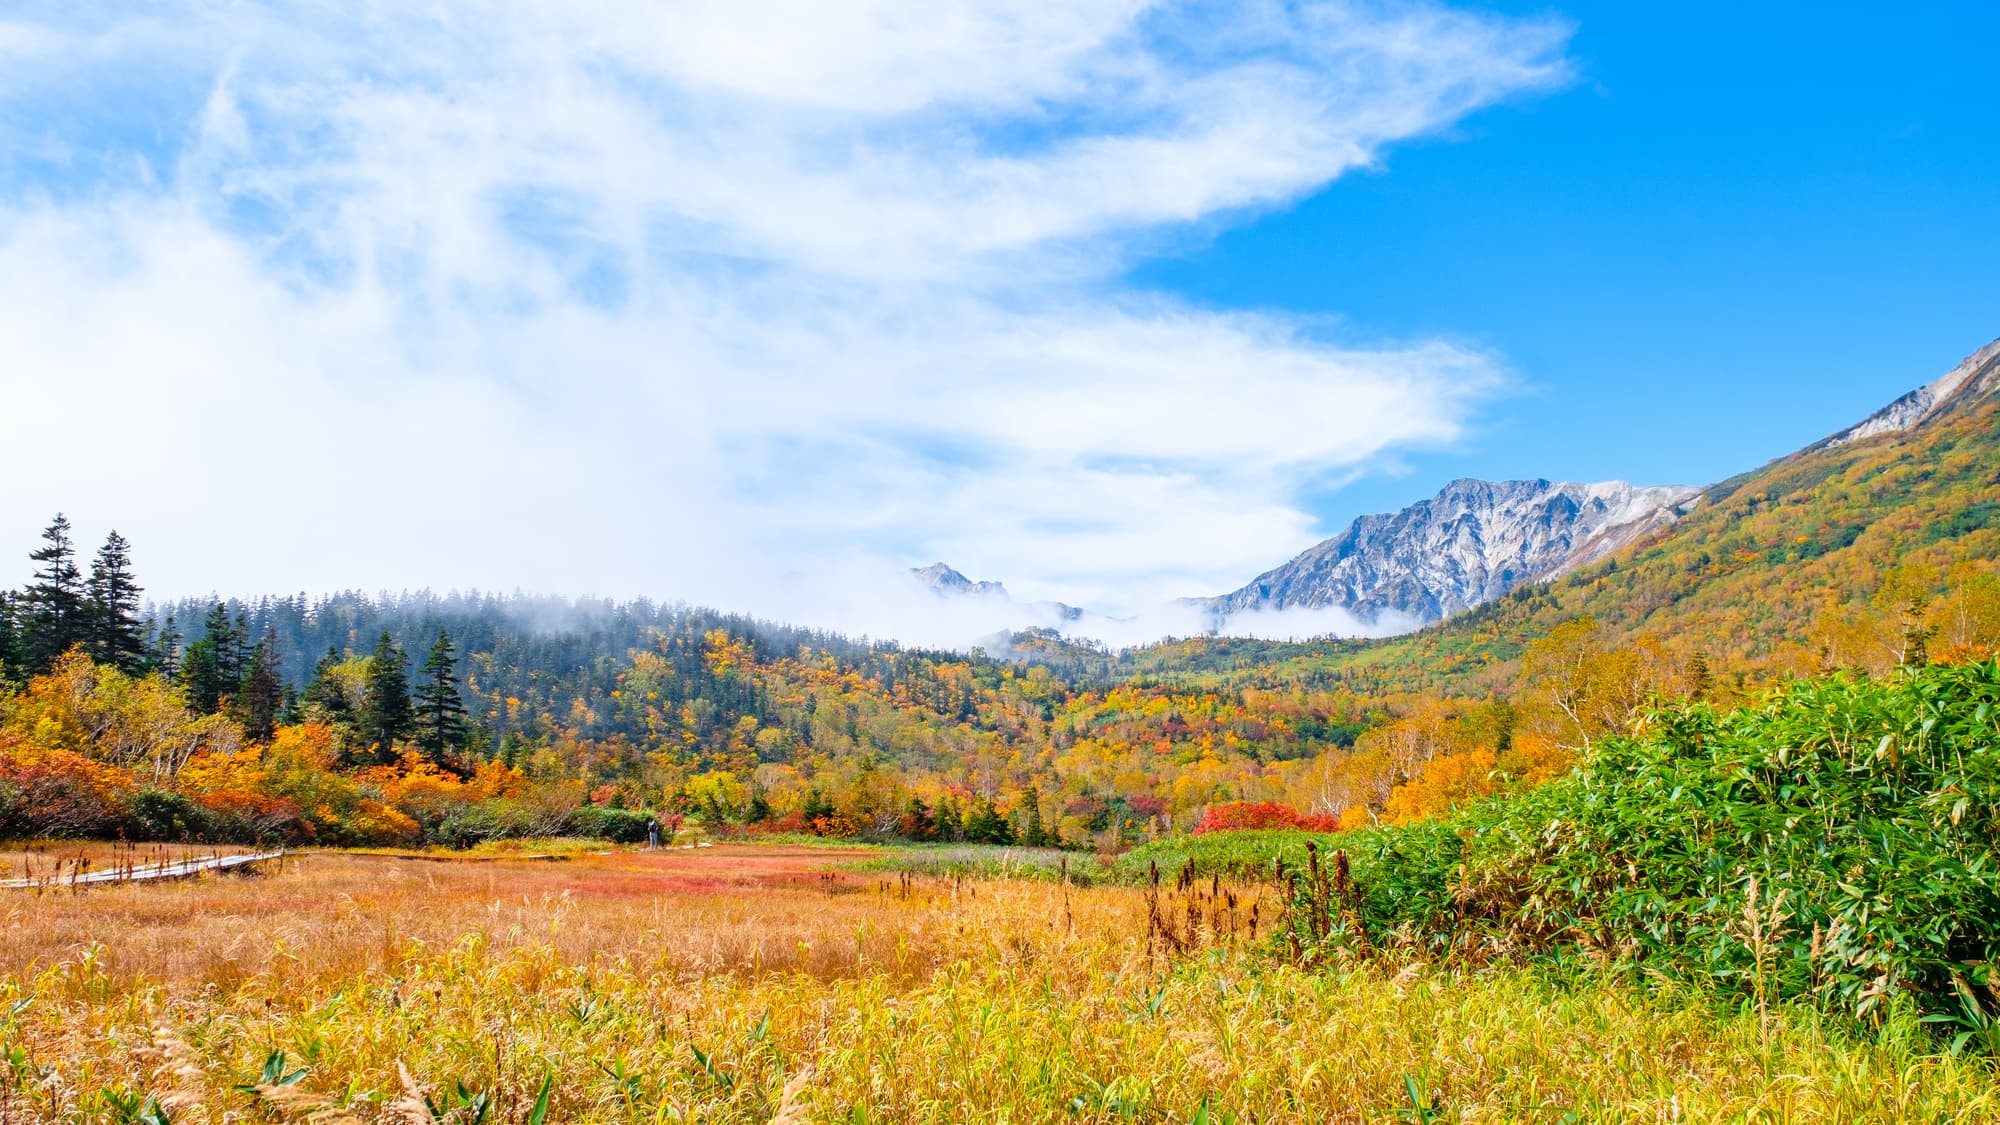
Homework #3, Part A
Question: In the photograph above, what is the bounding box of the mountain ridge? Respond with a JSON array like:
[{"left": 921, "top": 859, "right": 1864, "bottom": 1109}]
[
  {"left": 914, "top": 335, "right": 2000, "bottom": 651},
  {"left": 1142, "top": 333, "right": 2000, "bottom": 693},
  {"left": 1192, "top": 478, "right": 1700, "bottom": 630},
  {"left": 911, "top": 562, "right": 1083, "bottom": 623},
  {"left": 1813, "top": 337, "right": 2000, "bottom": 452}
]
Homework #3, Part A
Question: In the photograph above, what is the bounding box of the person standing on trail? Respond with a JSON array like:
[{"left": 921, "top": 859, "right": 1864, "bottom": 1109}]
[{"left": 646, "top": 815, "right": 662, "bottom": 849}]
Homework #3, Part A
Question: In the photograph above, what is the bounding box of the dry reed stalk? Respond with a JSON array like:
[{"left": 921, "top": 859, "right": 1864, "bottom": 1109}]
[
  {"left": 768, "top": 1067, "right": 814, "bottom": 1125},
  {"left": 383, "top": 1061, "right": 432, "bottom": 1125}
]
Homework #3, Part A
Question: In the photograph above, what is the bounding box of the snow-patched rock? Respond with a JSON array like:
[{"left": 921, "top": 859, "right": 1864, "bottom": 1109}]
[
  {"left": 910, "top": 563, "right": 1083, "bottom": 622},
  {"left": 1820, "top": 337, "right": 2000, "bottom": 449},
  {"left": 910, "top": 562, "right": 1009, "bottom": 599},
  {"left": 1194, "top": 478, "right": 1700, "bottom": 630}
]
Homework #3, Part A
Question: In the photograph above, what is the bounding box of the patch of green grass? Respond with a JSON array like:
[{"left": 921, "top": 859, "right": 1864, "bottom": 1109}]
[
  {"left": 851, "top": 844, "right": 1105, "bottom": 883},
  {"left": 1112, "top": 829, "right": 1339, "bottom": 883}
]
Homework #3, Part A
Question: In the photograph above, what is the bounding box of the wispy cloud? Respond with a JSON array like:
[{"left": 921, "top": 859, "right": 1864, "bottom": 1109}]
[{"left": 0, "top": 1, "right": 1570, "bottom": 639}]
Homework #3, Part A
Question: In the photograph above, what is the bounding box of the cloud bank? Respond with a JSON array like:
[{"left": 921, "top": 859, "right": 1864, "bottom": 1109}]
[{"left": 0, "top": 1, "right": 1570, "bottom": 644}]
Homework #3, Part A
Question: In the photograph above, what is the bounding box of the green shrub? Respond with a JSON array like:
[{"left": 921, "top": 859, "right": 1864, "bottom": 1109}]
[
  {"left": 568, "top": 805, "right": 652, "bottom": 843},
  {"left": 428, "top": 802, "right": 528, "bottom": 849},
  {"left": 128, "top": 787, "right": 213, "bottom": 842},
  {"left": 1278, "top": 659, "right": 2000, "bottom": 1023}
]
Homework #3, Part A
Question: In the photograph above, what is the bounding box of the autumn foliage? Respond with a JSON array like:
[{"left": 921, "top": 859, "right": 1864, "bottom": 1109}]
[{"left": 1193, "top": 802, "right": 1337, "bottom": 834}]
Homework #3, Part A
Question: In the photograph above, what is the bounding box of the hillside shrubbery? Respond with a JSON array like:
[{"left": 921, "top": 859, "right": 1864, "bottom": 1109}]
[{"left": 1251, "top": 659, "right": 2000, "bottom": 1025}]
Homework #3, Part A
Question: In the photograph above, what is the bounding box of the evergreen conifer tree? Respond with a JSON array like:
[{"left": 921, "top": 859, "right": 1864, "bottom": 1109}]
[
  {"left": 236, "top": 629, "right": 285, "bottom": 741},
  {"left": 413, "top": 630, "right": 470, "bottom": 770},
  {"left": 207, "top": 603, "right": 243, "bottom": 680},
  {"left": 22, "top": 514, "right": 87, "bottom": 673},
  {"left": 1685, "top": 649, "right": 1713, "bottom": 700},
  {"left": 964, "top": 797, "right": 1014, "bottom": 845},
  {"left": 1019, "top": 786, "right": 1048, "bottom": 847},
  {"left": 228, "top": 609, "right": 253, "bottom": 683},
  {"left": 360, "top": 631, "right": 415, "bottom": 764},
  {"left": 0, "top": 592, "right": 19, "bottom": 682},
  {"left": 83, "top": 531, "right": 146, "bottom": 672},
  {"left": 150, "top": 613, "right": 182, "bottom": 679},
  {"left": 934, "top": 796, "right": 963, "bottom": 842},
  {"left": 179, "top": 635, "right": 225, "bottom": 713},
  {"left": 1901, "top": 597, "right": 1934, "bottom": 668},
  {"left": 180, "top": 603, "right": 239, "bottom": 714},
  {"left": 800, "top": 786, "right": 836, "bottom": 826}
]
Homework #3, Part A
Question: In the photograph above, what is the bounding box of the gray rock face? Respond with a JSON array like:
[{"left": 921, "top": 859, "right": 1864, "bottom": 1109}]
[
  {"left": 1198, "top": 478, "right": 1700, "bottom": 628},
  {"left": 911, "top": 563, "right": 1084, "bottom": 622},
  {"left": 911, "top": 562, "right": 1008, "bottom": 599},
  {"left": 1816, "top": 337, "right": 2000, "bottom": 450}
]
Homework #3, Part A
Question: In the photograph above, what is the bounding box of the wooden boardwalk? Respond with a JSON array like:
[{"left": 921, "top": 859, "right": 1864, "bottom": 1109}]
[{"left": 0, "top": 850, "right": 285, "bottom": 889}]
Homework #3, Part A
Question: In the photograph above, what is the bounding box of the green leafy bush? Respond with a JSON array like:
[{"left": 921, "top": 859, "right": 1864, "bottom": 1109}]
[
  {"left": 568, "top": 805, "right": 653, "bottom": 843},
  {"left": 127, "top": 788, "right": 214, "bottom": 842},
  {"left": 1272, "top": 660, "right": 2000, "bottom": 1023}
]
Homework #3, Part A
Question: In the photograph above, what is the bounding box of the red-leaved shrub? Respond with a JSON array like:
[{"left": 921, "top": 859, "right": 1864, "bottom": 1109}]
[{"left": 1192, "top": 801, "right": 1338, "bottom": 835}]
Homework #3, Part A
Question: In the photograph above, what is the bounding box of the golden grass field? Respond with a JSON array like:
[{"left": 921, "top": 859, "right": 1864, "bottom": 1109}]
[{"left": 1, "top": 844, "right": 1995, "bottom": 1124}]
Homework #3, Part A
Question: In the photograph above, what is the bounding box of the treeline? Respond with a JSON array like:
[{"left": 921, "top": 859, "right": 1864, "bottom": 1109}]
[
  {"left": 0, "top": 517, "right": 1389, "bottom": 847},
  {"left": 12, "top": 508, "right": 1993, "bottom": 851},
  {"left": 0, "top": 515, "right": 148, "bottom": 679}
]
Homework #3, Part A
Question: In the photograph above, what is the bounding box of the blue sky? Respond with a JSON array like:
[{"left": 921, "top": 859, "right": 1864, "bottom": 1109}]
[
  {"left": 1139, "top": 1, "right": 2000, "bottom": 523},
  {"left": 0, "top": 1, "right": 1993, "bottom": 644}
]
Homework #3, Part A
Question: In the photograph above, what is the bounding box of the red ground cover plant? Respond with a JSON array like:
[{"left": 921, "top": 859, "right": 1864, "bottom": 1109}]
[{"left": 1192, "top": 801, "right": 1337, "bottom": 835}]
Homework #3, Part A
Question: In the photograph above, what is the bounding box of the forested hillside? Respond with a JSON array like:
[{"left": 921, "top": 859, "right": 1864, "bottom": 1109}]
[{"left": 0, "top": 524, "right": 1418, "bottom": 848}]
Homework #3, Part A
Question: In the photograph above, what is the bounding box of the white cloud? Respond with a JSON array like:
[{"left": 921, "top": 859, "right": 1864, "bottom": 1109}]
[{"left": 0, "top": 0, "right": 1570, "bottom": 645}]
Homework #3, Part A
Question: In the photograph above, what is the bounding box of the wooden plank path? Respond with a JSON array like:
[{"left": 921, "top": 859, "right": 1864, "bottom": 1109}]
[{"left": 0, "top": 850, "right": 285, "bottom": 889}]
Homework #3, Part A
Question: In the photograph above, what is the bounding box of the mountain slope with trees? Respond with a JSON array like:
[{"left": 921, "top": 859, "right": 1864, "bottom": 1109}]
[{"left": 1153, "top": 336, "right": 2000, "bottom": 696}]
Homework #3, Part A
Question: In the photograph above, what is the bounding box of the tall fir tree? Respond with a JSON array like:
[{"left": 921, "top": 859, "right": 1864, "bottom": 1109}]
[
  {"left": 179, "top": 635, "right": 224, "bottom": 713},
  {"left": 84, "top": 531, "right": 147, "bottom": 672},
  {"left": 228, "top": 609, "right": 253, "bottom": 684},
  {"left": 150, "top": 613, "right": 182, "bottom": 679},
  {"left": 0, "top": 591, "right": 19, "bottom": 682},
  {"left": 179, "top": 603, "right": 240, "bottom": 714},
  {"left": 236, "top": 629, "right": 285, "bottom": 741},
  {"left": 22, "top": 514, "right": 87, "bottom": 673},
  {"left": 360, "top": 631, "right": 415, "bottom": 765},
  {"left": 1018, "top": 785, "right": 1049, "bottom": 847},
  {"left": 413, "top": 630, "right": 470, "bottom": 771}
]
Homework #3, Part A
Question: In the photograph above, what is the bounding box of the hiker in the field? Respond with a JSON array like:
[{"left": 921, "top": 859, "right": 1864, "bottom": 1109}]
[{"left": 646, "top": 816, "right": 662, "bottom": 849}]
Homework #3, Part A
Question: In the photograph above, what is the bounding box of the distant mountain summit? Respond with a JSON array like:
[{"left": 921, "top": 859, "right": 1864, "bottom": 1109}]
[
  {"left": 1197, "top": 478, "right": 1700, "bottom": 629},
  {"left": 910, "top": 562, "right": 1083, "bottom": 622},
  {"left": 911, "top": 562, "right": 1008, "bottom": 599}
]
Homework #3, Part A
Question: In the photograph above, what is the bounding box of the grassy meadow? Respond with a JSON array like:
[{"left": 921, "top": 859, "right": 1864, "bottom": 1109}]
[{"left": 3, "top": 844, "right": 1996, "bottom": 1124}]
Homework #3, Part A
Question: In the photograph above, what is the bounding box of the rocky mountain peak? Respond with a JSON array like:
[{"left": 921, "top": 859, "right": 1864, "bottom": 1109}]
[
  {"left": 1819, "top": 337, "right": 2000, "bottom": 449},
  {"left": 910, "top": 563, "right": 1008, "bottom": 599},
  {"left": 1196, "top": 477, "right": 1700, "bottom": 630}
]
